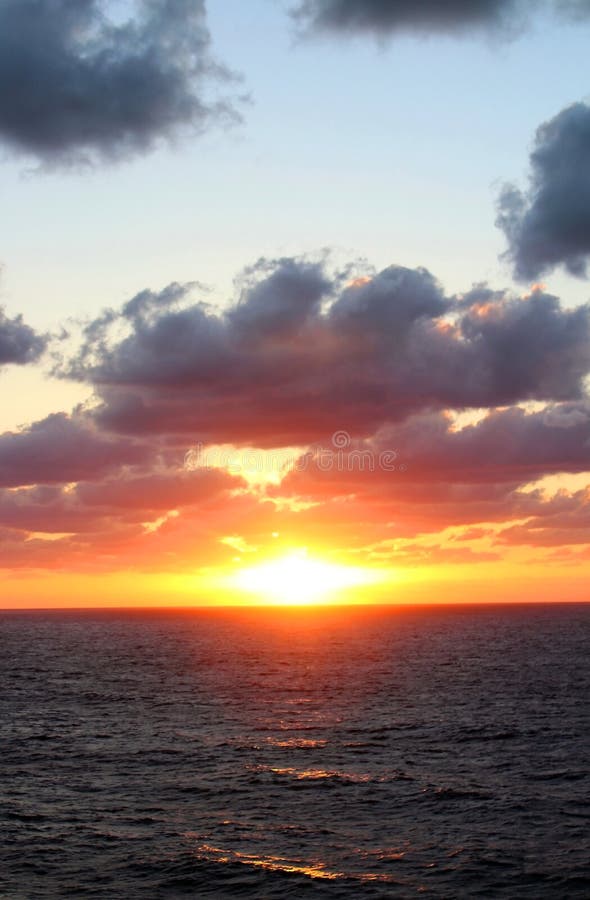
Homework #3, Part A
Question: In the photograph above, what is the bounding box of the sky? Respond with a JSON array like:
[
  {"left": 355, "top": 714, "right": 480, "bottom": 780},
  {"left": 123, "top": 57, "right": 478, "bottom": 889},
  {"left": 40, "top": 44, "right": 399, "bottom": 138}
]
[{"left": 1, "top": 0, "right": 590, "bottom": 607}]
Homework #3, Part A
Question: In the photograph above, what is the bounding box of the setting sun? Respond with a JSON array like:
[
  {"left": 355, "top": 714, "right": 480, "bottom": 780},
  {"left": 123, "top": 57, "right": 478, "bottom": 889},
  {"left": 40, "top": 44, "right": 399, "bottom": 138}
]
[{"left": 229, "top": 549, "right": 380, "bottom": 605}]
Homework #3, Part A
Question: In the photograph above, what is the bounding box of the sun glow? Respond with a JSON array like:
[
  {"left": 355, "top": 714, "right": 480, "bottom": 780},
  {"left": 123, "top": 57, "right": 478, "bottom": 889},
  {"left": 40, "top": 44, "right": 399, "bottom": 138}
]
[{"left": 230, "top": 549, "right": 379, "bottom": 605}]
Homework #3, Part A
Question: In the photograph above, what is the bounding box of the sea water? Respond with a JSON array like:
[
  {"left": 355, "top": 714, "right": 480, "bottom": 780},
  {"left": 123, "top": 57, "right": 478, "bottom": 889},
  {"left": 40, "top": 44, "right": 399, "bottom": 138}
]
[{"left": 1, "top": 603, "right": 589, "bottom": 898}]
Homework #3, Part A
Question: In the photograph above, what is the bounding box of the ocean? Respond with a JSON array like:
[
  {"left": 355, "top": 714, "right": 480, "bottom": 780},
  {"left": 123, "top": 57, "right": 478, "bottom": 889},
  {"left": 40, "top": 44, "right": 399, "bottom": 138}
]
[{"left": 1, "top": 603, "right": 589, "bottom": 898}]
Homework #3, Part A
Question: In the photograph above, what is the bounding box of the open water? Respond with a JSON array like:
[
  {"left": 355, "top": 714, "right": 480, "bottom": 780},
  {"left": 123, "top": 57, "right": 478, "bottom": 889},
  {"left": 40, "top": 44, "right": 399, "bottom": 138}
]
[{"left": 1, "top": 603, "right": 589, "bottom": 898}]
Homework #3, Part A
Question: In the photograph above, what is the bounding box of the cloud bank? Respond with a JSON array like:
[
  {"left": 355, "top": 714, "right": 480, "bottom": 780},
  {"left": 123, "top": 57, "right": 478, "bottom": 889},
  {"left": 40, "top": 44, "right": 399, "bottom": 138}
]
[
  {"left": 1, "top": 256, "right": 589, "bottom": 577},
  {"left": 58, "top": 259, "right": 590, "bottom": 445}
]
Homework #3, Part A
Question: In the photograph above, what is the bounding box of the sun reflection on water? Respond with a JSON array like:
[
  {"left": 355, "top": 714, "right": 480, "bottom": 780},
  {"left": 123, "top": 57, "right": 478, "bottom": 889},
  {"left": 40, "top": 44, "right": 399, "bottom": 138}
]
[{"left": 193, "top": 843, "right": 400, "bottom": 884}]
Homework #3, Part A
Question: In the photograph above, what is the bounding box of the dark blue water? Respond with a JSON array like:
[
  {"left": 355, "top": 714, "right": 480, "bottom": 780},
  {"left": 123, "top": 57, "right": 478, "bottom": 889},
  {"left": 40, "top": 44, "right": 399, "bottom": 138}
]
[{"left": 1, "top": 603, "right": 589, "bottom": 898}]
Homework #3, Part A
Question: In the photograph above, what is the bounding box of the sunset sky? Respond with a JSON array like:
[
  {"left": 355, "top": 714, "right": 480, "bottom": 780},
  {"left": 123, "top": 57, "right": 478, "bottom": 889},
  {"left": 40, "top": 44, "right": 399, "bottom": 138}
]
[{"left": 1, "top": 0, "right": 590, "bottom": 607}]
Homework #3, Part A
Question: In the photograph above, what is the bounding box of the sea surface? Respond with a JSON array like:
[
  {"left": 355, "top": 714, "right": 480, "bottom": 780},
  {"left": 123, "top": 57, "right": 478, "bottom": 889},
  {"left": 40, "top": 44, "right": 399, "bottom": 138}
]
[{"left": 1, "top": 603, "right": 589, "bottom": 899}]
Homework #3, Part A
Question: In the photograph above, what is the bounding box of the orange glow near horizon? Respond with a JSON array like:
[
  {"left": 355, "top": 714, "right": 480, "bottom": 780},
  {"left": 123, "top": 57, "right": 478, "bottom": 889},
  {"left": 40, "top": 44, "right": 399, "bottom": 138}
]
[
  {"left": 227, "top": 549, "right": 383, "bottom": 605},
  {"left": 2, "top": 559, "right": 590, "bottom": 608},
  {"left": 3, "top": 543, "right": 590, "bottom": 609}
]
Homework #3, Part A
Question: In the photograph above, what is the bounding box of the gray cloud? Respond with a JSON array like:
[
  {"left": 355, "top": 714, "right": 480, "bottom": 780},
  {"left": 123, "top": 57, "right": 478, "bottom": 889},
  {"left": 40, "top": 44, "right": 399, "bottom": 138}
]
[
  {"left": 497, "top": 103, "right": 590, "bottom": 280},
  {"left": 291, "top": 0, "right": 526, "bottom": 36},
  {"left": 291, "top": 0, "right": 590, "bottom": 37},
  {"left": 498, "top": 485, "right": 590, "bottom": 546},
  {"left": 0, "top": 307, "right": 46, "bottom": 365},
  {"left": 56, "top": 257, "right": 590, "bottom": 445},
  {"left": 278, "top": 403, "right": 590, "bottom": 500},
  {"left": 0, "top": 466, "right": 238, "bottom": 532},
  {"left": 229, "top": 258, "right": 333, "bottom": 337},
  {"left": 0, "top": 0, "right": 241, "bottom": 166},
  {"left": 555, "top": 0, "right": 590, "bottom": 20},
  {"left": 381, "top": 403, "right": 590, "bottom": 484},
  {"left": 0, "top": 413, "right": 149, "bottom": 487}
]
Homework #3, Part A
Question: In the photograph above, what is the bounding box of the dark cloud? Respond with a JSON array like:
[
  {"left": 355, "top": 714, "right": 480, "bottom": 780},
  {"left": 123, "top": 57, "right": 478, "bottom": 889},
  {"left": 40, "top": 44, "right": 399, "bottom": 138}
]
[
  {"left": 0, "top": 307, "right": 46, "bottom": 365},
  {"left": 229, "top": 258, "right": 333, "bottom": 337},
  {"left": 0, "top": 413, "right": 150, "bottom": 488},
  {"left": 0, "top": 484, "right": 117, "bottom": 534},
  {"left": 0, "top": 466, "right": 239, "bottom": 533},
  {"left": 1, "top": 403, "right": 588, "bottom": 571},
  {"left": 498, "top": 486, "right": 590, "bottom": 546},
  {"left": 263, "top": 404, "right": 590, "bottom": 557},
  {"left": 330, "top": 265, "right": 447, "bottom": 335},
  {"left": 497, "top": 103, "right": 590, "bottom": 280},
  {"left": 369, "top": 403, "right": 590, "bottom": 484},
  {"left": 0, "top": 461, "right": 253, "bottom": 571},
  {"left": 290, "top": 0, "right": 590, "bottom": 38},
  {"left": 0, "top": 0, "right": 241, "bottom": 165},
  {"left": 74, "top": 466, "right": 239, "bottom": 512},
  {"left": 291, "top": 0, "right": 527, "bottom": 37},
  {"left": 5, "top": 256, "right": 590, "bottom": 575},
  {"left": 555, "top": 0, "right": 590, "bottom": 20},
  {"left": 57, "top": 258, "right": 590, "bottom": 445},
  {"left": 276, "top": 404, "right": 590, "bottom": 506}
]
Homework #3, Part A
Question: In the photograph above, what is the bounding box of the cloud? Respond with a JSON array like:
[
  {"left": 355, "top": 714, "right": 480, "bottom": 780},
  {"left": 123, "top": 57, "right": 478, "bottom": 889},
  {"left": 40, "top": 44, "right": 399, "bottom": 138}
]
[
  {"left": 0, "top": 0, "right": 241, "bottom": 166},
  {"left": 0, "top": 307, "right": 46, "bottom": 365},
  {"left": 368, "top": 541, "right": 500, "bottom": 566},
  {"left": 1, "top": 404, "right": 588, "bottom": 571},
  {"left": 555, "top": 0, "right": 590, "bottom": 20},
  {"left": 0, "top": 466, "right": 239, "bottom": 532},
  {"left": 290, "top": 0, "right": 528, "bottom": 37},
  {"left": 57, "top": 258, "right": 590, "bottom": 445},
  {"left": 0, "top": 461, "right": 253, "bottom": 570},
  {"left": 0, "top": 413, "right": 150, "bottom": 488},
  {"left": 4, "top": 256, "right": 590, "bottom": 576},
  {"left": 274, "top": 404, "right": 590, "bottom": 519},
  {"left": 74, "top": 465, "right": 239, "bottom": 512},
  {"left": 497, "top": 486, "right": 590, "bottom": 546},
  {"left": 497, "top": 103, "right": 590, "bottom": 279},
  {"left": 290, "top": 0, "right": 590, "bottom": 38}
]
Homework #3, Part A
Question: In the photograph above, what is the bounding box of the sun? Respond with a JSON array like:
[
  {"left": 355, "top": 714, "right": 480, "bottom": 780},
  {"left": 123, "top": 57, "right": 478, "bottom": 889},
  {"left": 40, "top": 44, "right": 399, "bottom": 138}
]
[{"left": 229, "top": 549, "right": 379, "bottom": 605}]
